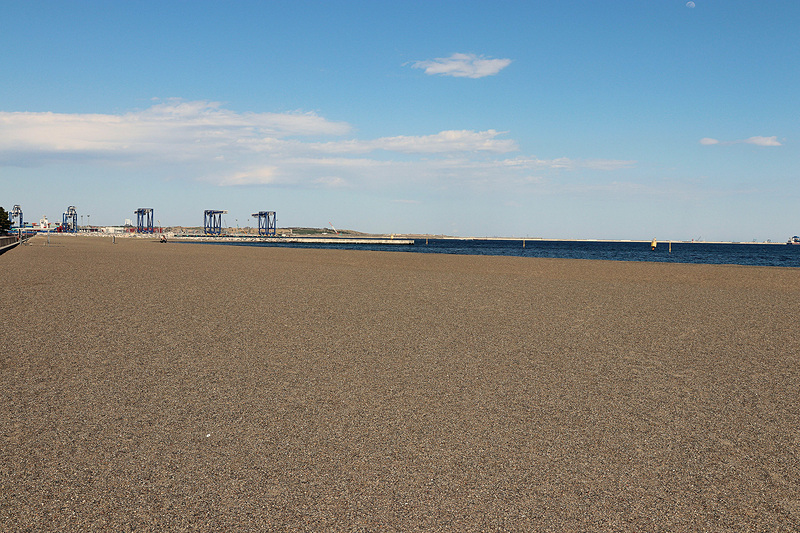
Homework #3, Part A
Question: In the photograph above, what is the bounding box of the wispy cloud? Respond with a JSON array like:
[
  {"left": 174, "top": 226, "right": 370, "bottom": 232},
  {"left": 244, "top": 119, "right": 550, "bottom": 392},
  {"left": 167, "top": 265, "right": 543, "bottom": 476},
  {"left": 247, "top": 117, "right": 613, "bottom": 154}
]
[
  {"left": 0, "top": 99, "right": 351, "bottom": 164},
  {"left": 471, "top": 156, "right": 636, "bottom": 171},
  {"left": 310, "top": 130, "right": 518, "bottom": 154},
  {"left": 411, "top": 53, "right": 512, "bottom": 78},
  {"left": 0, "top": 100, "right": 633, "bottom": 193},
  {"left": 220, "top": 166, "right": 279, "bottom": 186},
  {"left": 700, "top": 135, "right": 782, "bottom": 147},
  {"left": 583, "top": 159, "right": 638, "bottom": 171}
]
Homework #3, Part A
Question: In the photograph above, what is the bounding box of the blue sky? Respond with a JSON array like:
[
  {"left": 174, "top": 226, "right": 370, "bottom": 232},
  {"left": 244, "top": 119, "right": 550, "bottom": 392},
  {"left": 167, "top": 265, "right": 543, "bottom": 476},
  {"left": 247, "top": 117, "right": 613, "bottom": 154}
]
[{"left": 1, "top": 0, "right": 797, "bottom": 240}]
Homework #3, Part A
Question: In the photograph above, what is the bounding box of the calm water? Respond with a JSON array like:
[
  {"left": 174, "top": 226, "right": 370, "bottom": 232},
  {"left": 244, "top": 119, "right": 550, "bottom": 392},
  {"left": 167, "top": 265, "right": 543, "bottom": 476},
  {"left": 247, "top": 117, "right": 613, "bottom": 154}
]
[{"left": 215, "top": 239, "right": 800, "bottom": 268}]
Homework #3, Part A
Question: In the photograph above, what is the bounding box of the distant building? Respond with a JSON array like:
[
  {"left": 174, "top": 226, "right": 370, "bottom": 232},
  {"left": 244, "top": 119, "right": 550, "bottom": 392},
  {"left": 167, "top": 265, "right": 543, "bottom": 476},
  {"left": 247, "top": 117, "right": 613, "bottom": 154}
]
[{"left": 102, "top": 226, "right": 126, "bottom": 234}]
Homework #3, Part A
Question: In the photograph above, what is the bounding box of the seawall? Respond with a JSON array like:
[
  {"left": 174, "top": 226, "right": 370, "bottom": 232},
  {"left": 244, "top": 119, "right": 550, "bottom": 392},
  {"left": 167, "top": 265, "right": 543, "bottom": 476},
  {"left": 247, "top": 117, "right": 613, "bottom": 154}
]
[{"left": 0, "top": 234, "right": 19, "bottom": 254}]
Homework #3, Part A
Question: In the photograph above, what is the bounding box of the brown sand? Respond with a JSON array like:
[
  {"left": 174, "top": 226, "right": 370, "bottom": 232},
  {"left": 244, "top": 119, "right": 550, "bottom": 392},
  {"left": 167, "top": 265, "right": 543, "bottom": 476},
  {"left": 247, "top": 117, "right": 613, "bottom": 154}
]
[{"left": 2, "top": 235, "right": 799, "bottom": 531}]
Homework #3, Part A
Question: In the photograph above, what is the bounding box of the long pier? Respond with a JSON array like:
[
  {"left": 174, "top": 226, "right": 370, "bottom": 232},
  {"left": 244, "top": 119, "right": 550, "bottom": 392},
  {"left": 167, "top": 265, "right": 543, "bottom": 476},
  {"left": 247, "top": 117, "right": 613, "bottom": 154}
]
[{"left": 172, "top": 235, "right": 414, "bottom": 245}]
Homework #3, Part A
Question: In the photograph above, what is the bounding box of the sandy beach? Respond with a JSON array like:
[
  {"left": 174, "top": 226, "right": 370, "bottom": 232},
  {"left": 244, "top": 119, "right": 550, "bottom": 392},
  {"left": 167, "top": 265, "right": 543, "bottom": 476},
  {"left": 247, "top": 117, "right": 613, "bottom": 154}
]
[{"left": 2, "top": 234, "right": 799, "bottom": 531}]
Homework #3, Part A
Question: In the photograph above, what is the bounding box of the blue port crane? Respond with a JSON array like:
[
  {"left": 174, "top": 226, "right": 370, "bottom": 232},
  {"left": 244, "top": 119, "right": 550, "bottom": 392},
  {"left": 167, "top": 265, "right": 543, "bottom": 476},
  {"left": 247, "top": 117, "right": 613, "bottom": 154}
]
[
  {"left": 204, "top": 210, "right": 227, "bottom": 235},
  {"left": 135, "top": 208, "right": 154, "bottom": 233},
  {"left": 251, "top": 211, "right": 276, "bottom": 236},
  {"left": 62, "top": 206, "right": 78, "bottom": 233}
]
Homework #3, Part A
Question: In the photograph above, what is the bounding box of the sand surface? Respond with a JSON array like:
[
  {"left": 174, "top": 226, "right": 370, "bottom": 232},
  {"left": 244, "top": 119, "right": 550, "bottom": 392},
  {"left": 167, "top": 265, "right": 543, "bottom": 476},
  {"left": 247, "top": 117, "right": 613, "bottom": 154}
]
[{"left": 2, "top": 234, "right": 800, "bottom": 531}]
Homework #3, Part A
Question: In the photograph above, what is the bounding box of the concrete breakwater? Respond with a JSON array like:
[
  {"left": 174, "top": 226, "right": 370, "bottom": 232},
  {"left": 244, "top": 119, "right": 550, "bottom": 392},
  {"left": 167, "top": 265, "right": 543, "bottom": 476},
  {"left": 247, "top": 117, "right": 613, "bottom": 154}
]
[
  {"left": 172, "top": 235, "right": 415, "bottom": 245},
  {"left": 0, "top": 235, "right": 20, "bottom": 254}
]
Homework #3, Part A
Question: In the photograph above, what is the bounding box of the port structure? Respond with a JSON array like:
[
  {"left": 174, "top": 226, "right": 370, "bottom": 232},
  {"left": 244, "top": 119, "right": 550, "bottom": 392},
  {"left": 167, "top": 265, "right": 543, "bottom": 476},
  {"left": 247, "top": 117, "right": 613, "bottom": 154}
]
[
  {"left": 204, "top": 210, "right": 227, "bottom": 235},
  {"left": 135, "top": 208, "right": 154, "bottom": 233},
  {"left": 11, "top": 205, "right": 23, "bottom": 228},
  {"left": 251, "top": 211, "right": 276, "bottom": 236},
  {"left": 62, "top": 206, "right": 78, "bottom": 233}
]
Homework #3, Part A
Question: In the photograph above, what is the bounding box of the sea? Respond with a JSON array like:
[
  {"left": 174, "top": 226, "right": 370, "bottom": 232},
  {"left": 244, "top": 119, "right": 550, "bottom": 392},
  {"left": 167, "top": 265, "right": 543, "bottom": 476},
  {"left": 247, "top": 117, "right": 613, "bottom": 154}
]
[{"left": 214, "top": 238, "right": 800, "bottom": 268}]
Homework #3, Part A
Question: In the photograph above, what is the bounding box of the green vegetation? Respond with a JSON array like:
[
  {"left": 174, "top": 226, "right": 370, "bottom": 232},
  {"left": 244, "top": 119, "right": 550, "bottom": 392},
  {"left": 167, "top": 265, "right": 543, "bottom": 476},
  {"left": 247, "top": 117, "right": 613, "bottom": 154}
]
[{"left": 0, "top": 207, "right": 10, "bottom": 234}]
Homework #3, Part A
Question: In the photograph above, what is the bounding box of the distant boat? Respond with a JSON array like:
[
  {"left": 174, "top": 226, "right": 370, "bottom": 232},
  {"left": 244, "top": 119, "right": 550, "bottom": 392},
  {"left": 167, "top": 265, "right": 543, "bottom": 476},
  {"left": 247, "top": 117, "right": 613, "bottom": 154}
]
[{"left": 788, "top": 236, "right": 800, "bottom": 245}]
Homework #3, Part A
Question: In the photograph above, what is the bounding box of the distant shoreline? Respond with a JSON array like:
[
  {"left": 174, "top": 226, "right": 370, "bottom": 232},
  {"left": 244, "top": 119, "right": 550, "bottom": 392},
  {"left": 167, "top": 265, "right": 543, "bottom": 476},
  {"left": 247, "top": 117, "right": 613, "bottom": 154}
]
[
  {"left": 54, "top": 230, "right": 789, "bottom": 246},
  {"left": 402, "top": 236, "right": 788, "bottom": 245}
]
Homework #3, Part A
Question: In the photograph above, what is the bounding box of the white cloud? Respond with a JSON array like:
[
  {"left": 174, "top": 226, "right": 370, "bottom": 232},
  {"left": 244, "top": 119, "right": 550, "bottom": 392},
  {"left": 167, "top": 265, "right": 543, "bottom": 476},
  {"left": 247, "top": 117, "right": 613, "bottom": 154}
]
[
  {"left": 219, "top": 166, "right": 279, "bottom": 186},
  {"left": 313, "top": 176, "right": 349, "bottom": 188},
  {"left": 743, "top": 136, "right": 781, "bottom": 146},
  {"left": 0, "top": 100, "right": 635, "bottom": 194},
  {"left": 465, "top": 156, "right": 635, "bottom": 171},
  {"left": 700, "top": 135, "right": 781, "bottom": 147},
  {"left": 411, "top": 53, "right": 512, "bottom": 78},
  {"left": 582, "top": 159, "right": 637, "bottom": 171},
  {"left": 0, "top": 100, "right": 351, "bottom": 164},
  {"left": 311, "top": 130, "right": 517, "bottom": 154},
  {"left": 375, "top": 130, "right": 517, "bottom": 153}
]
